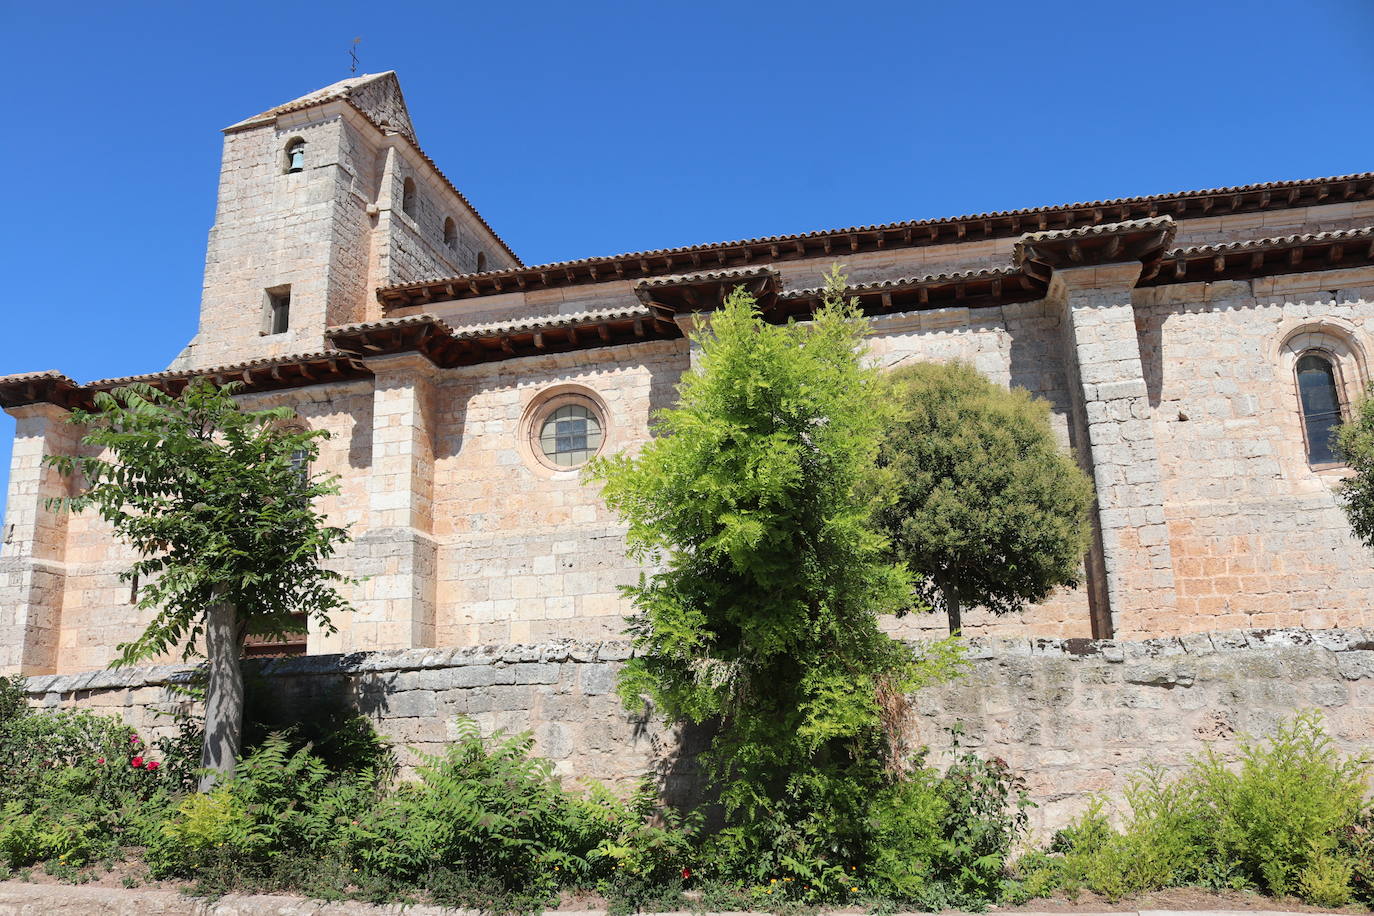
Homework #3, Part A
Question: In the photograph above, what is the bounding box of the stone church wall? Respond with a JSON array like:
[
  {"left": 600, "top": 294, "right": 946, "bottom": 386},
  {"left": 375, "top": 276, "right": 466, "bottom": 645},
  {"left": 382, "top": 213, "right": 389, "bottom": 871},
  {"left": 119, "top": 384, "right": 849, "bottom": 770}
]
[
  {"left": 1139, "top": 273, "right": 1374, "bottom": 633},
  {"left": 20, "top": 627, "right": 1373, "bottom": 838},
  {"left": 429, "top": 339, "right": 688, "bottom": 645}
]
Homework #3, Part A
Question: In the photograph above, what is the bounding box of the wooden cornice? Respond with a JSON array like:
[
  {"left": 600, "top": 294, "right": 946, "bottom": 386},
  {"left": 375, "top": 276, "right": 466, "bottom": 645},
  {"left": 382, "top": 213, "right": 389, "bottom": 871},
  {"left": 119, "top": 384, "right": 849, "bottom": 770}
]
[
  {"left": 326, "top": 309, "right": 680, "bottom": 370},
  {"left": 1139, "top": 226, "right": 1374, "bottom": 286},
  {"left": 778, "top": 267, "right": 1044, "bottom": 320},
  {"left": 0, "top": 372, "right": 82, "bottom": 411},
  {"left": 1014, "top": 217, "right": 1177, "bottom": 281},
  {"left": 633, "top": 268, "right": 782, "bottom": 320}
]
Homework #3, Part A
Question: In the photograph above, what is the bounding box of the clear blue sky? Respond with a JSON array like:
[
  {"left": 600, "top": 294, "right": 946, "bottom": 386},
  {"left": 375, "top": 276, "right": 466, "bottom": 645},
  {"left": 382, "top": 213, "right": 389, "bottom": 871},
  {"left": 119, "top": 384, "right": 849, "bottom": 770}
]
[{"left": 1, "top": 0, "right": 1372, "bottom": 522}]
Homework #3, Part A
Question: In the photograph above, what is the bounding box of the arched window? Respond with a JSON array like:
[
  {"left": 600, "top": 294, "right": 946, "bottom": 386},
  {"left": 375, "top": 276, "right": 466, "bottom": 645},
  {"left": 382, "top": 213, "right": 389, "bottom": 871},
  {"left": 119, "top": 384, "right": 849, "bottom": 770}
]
[
  {"left": 401, "top": 178, "right": 417, "bottom": 218},
  {"left": 476, "top": 251, "right": 487, "bottom": 272},
  {"left": 1296, "top": 352, "right": 1343, "bottom": 465},
  {"left": 443, "top": 217, "right": 457, "bottom": 249},
  {"left": 284, "top": 139, "right": 306, "bottom": 174}
]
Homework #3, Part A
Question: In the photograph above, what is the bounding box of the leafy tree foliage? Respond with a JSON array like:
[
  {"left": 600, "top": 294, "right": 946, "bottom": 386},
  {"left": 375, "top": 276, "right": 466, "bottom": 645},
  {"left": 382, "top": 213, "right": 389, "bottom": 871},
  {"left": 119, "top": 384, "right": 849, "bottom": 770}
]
[
  {"left": 1335, "top": 392, "right": 1374, "bottom": 548},
  {"left": 46, "top": 380, "right": 352, "bottom": 788},
  {"left": 589, "top": 269, "right": 966, "bottom": 885},
  {"left": 874, "top": 361, "right": 1094, "bottom": 633}
]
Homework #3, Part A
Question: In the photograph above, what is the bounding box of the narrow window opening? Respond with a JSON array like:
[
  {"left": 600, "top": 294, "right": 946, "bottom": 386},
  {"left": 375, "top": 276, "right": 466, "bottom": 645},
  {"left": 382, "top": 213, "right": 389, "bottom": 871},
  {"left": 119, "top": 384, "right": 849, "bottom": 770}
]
[
  {"left": 401, "top": 177, "right": 417, "bottom": 218},
  {"left": 129, "top": 573, "right": 139, "bottom": 605},
  {"left": 267, "top": 287, "right": 291, "bottom": 335},
  {"left": 476, "top": 251, "right": 487, "bottom": 272},
  {"left": 289, "top": 444, "right": 310, "bottom": 487},
  {"left": 443, "top": 217, "right": 457, "bottom": 249},
  {"left": 1297, "top": 352, "right": 1343, "bottom": 465},
  {"left": 284, "top": 139, "right": 306, "bottom": 174}
]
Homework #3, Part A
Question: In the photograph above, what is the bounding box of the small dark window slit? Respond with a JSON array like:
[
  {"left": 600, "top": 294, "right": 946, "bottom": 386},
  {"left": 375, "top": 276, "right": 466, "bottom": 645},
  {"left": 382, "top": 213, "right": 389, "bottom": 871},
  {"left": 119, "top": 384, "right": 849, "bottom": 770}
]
[
  {"left": 269, "top": 290, "right": 291, "bottom": 334},
  {"left": 1297, "top": 353, "right": 1342, "bottom": 465}
]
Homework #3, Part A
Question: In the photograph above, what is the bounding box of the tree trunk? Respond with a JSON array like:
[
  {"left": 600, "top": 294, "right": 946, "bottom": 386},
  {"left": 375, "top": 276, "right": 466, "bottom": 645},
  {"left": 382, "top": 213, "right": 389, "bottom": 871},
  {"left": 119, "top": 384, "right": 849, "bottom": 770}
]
[
  {"left": 199, "top": 595, "right": 245, "bottom": 792},
  {"left": 940, "top": 576, "right": 961, "bottom": 636}
]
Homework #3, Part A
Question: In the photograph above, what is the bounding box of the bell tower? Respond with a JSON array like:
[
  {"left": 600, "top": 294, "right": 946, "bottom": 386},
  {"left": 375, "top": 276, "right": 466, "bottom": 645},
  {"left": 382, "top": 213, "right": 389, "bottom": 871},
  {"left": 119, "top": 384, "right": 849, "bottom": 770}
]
[{"left": 172, "top": 72, "right": 517, "bottom": 371}]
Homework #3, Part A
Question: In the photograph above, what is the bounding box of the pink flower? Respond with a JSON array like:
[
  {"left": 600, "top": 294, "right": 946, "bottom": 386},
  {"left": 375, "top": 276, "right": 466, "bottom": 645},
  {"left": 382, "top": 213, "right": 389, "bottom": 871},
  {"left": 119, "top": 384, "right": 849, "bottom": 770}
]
[
  {"left": 130, "top": 736, "right": 140, "bottom": 745},
  {"left": 146, "top": 761, "right": 160, "bottom": 772},
  {"left": 97, "top": 757, "right": 105, "bottom": 765},
  {"left": 130, "top": 756, "right": 144, "bottom": 768}
]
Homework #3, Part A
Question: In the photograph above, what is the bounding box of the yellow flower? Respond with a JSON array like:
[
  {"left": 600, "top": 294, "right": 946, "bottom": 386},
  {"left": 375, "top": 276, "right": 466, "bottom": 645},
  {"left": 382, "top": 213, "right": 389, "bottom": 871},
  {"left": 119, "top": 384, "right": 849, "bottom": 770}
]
[
  {"left": 770, "top": 878, "right": 777, "bottom": 884},
  {"left": 851, "top": 886, "right": 858, "bottom": 892}
]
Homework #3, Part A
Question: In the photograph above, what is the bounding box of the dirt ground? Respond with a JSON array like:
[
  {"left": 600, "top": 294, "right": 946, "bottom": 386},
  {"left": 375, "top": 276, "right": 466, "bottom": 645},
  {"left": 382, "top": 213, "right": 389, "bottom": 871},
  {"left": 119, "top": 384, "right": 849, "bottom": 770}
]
[
  {"left": 986, "top": 886, "right": 1365, "bottom": 913},
  {"left": 2, "top": 870, "right": 1365, "bottom": 914}
]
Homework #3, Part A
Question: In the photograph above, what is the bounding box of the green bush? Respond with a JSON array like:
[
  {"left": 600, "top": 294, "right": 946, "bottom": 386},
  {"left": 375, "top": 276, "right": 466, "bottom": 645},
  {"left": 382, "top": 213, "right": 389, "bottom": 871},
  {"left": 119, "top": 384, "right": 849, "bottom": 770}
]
[
  {"left": 354, "top": 721, "right": 613, "bottom": 895},
  {"left": 148, "top": 732, "right": 381, "bottom": 881},
  {"left": 1191, "top": 711, "right": 1369, "bottom": 899},
  {"left": 1034, "top": 712, "right": 1372, "bottom": 906},
  {"left": 0, "top": 676, "right": 26, "bottom": 729},
  {"left": 0, "top": 687, "right": 174, "bottom": 872}
]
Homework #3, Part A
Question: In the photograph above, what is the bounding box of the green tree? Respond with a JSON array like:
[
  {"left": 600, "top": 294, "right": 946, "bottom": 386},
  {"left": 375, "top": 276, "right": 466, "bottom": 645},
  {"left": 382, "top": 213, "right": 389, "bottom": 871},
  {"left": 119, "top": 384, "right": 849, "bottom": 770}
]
[
  {"left": 588, "top": 269, "right": 964, "bottom": 883},
  {"left": 874, "top": 361, "right": 1094, "bottom": 633},
  {"left": 47, "top": 380, "right": 352, "bottom": 789},
  {"left": 1336, "top": 393, "right": 1374, "bottom": 548}
]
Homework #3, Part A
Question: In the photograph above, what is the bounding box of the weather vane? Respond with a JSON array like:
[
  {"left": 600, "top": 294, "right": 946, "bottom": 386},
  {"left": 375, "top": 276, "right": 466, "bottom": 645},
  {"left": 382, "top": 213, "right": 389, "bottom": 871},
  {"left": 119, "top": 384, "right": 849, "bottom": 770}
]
[{"left": 349, "top": 38, "right": 361, "bottom": 75}]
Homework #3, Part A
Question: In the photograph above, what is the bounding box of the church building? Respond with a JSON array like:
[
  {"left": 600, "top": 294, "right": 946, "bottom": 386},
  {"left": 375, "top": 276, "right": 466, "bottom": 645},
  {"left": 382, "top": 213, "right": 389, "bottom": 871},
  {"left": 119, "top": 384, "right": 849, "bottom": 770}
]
[{"left": 4, "top": 72, "right": 1373, "bottom": 675}]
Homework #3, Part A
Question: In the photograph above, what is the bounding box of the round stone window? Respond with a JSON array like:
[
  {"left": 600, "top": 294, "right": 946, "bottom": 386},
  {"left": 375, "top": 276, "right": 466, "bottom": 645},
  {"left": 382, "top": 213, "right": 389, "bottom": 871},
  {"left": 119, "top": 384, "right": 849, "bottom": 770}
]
[{"left": 524, "top": 391, "right": 608, "bottom": 472}]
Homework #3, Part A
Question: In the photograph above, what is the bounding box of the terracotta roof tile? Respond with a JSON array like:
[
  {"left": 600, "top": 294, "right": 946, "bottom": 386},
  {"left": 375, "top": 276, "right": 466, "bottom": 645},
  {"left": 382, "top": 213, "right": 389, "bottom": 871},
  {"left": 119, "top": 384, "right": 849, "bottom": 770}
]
[
  {"left": 636, "top": 266, "right": 779, "bottom": 289},
  {"left": 381, "top": 171, "right": 1374, "bottom": 299},
  {"left": 0, "top": 370, "right": 74, "bottom": 386},
  {"left": 86, "top": 351, "right": 359, "bottom": 388},
  {"left": 781, "top": 266, "right": 1022, "bottom": 300},
  {"left": 450, "top": 307, "right": 654, "bottom": 339},
  {"left": 1167, "top": 225, "right": 1374, "bottom": 257}
]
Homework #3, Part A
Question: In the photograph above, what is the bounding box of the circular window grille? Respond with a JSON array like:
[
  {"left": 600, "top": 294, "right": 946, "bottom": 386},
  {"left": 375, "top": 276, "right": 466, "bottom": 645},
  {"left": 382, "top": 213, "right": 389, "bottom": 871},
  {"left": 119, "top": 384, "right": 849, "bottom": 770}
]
[{"left": 537, "top": 402, "right": 604, "bottom": 468}]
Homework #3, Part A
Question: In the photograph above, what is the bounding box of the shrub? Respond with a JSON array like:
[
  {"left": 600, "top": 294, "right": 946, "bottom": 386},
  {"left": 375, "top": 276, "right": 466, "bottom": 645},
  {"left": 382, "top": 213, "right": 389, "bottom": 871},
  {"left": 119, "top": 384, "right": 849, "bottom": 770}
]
[
  {"left": 355, "top": 721, "right": 610, "bottom": 895},
  {"left": 0, "top": 702, "right": 174, "bottom": 870},
  {"left": 590, "top": 782, "right": 700, "bottom": 914},
  {"left": 1039, "top": 712, "right": 1371, "bottom": 906},
  {"left": 149, "top": 732, "right": 380, "bottom": 880},
  {"left": 0, "top": 676, "right": 26, "bottom": 730}
]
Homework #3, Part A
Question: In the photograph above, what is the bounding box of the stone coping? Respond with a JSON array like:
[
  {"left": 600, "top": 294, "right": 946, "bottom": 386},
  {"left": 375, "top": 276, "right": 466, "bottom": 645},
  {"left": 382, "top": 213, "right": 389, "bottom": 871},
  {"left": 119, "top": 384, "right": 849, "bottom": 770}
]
[
  {"left": 0, "top": 883, "right": 1326, "bottom": 915},
  {"left": 16, "top": 627, "right": 1374, "bottom": 698}
]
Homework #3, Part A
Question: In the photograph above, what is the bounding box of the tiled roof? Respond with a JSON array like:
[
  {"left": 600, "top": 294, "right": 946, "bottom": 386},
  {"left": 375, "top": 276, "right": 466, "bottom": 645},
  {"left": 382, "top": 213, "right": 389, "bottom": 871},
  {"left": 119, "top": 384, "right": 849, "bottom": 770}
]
[
  {"left": 86, "top": 351, "right": 361, "bottom": 388},
  {"left": 379, "top": 171, "right": 1374, "bottom": 306},
  {"left": 637, "top": 266, "right": 779, "bottom": 289},
  {"left": 1168, "top": 225, "right": 1374, "bottom": 257},
  {"left": 328, "top": 315, "right": 453, "bottom": 336},
  {"left": 1014, "top": 216, "right": 1176, "bottom": 246},
  {"left": 226, "top": 73, "right": 404, "bottom": 133},
  {"left": 450, "top": 307, "right": 655, "bottom": 339},
  {"left": 0, "top": 370, "right": 74, "bottom": 386},
  {"left": 781, "top": 266, "right": 1022, "bottom": 300}
]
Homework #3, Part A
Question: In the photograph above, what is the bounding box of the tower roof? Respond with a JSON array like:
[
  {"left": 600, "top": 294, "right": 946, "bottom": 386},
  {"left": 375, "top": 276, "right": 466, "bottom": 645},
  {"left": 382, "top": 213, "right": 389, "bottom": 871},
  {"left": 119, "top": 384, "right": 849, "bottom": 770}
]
[{"left": 226, "top": 71, "right": 416, "bottom": 141}]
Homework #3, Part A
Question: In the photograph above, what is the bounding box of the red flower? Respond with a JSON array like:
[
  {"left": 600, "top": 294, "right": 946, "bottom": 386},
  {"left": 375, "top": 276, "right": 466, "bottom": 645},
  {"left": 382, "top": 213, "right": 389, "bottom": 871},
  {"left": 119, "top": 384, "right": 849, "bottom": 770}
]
[
  {"left": 146, "top": 761, "right": 160, "bottom": 772},
  {"left": 96, "top": 757, "right": 105, "bottom": 765},
  {"left": 681, "top": 867, "right": 691, "bottom": 880},
  {"left": 130, "top": 756, "right": 144, "bottom": 768}
]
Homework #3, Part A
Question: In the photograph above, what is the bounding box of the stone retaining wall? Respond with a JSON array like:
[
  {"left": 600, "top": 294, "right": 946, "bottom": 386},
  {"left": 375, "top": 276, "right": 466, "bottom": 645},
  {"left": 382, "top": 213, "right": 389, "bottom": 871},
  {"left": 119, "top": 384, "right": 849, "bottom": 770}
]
[{"left": 20, "top": 627, "right": 1374, "bottom": 837}]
